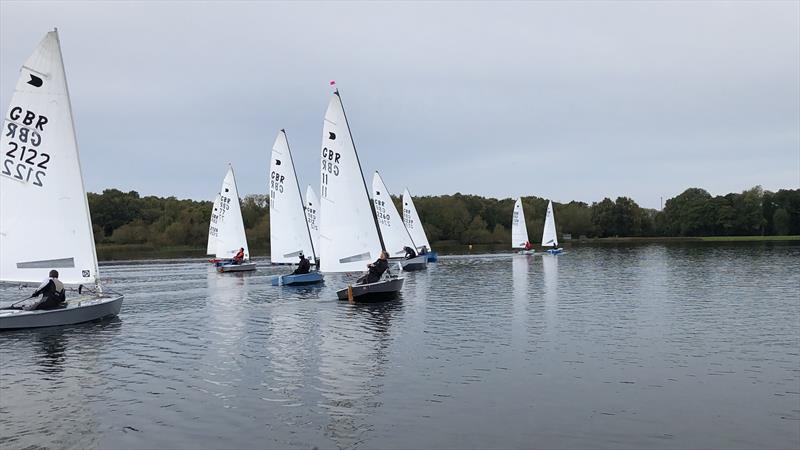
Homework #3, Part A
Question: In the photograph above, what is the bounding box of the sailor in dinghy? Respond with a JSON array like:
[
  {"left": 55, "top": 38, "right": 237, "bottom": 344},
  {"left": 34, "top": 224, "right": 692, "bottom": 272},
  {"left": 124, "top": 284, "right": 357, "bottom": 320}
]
[
  {"left": 317, "top": 86, "right": 404, "bottom": 301},
  {"left": 0, "top": 30, "right": 123, "bottom": 329},
  {"left": 542, "top": 200, "right": 564, "bottom": 255},
  {"left": 268, "top": 130, "right": 324, "bottom": 287},
  {"left": 214, "top": 165, "right": 257, "bottom": 273},
  {"left": 372, "top": 172, "right": 428, "bottom": 271}
]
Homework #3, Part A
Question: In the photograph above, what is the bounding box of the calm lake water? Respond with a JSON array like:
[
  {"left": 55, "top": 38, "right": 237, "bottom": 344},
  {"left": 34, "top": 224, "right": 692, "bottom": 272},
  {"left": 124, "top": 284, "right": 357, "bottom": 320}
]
[{"left": 1, "top": 243, "right": 798, "bottom": 449}]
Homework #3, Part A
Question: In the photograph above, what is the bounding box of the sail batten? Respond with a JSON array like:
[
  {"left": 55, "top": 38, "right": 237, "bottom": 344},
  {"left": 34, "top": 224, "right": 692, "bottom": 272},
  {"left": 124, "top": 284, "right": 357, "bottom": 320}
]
[{"left": 0, "top": 31, "right": 99, "bottom": 285}]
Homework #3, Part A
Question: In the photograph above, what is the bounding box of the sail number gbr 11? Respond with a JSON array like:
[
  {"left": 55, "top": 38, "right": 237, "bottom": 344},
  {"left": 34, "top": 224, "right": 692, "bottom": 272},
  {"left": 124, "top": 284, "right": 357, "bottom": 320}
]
[{"left": 321, "top": 146, "right": 340, "bottom": 198}]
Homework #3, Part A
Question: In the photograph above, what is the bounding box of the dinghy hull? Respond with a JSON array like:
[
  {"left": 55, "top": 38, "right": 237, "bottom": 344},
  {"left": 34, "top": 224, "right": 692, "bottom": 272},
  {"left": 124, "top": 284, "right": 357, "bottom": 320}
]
[
  {"left": 400, "top": 255, "right": 428, "bottom": 271},
  {"left": 272, "top": 272, "right": 324, "bottom": 286},
  {"left": 546, "top": 248, "right": 563, "bottom": 255},
  {"left": 336, "top": 277, "right": 404, "bottom": 302},
  {"left": 0, "top": 294, "right": 123, "bottom": 330},
  {"left": 517, "top": 250, "right": 535, "bottom": 255},
  {"left": 218, "top": 262, "right": 257, "bottom": 273}
]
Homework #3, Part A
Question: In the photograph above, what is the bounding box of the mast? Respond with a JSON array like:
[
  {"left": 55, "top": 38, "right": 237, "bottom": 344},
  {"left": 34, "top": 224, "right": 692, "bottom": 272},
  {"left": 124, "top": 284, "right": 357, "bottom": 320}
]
[
  {"left": 335, "top": 89, "right": 387, "bottom": 253},
  {"left": 56, "top": 29, "right": 101, "bottom": 291},
  {"left": 283, "top": 129, "right": 318, "bottom": 262}
]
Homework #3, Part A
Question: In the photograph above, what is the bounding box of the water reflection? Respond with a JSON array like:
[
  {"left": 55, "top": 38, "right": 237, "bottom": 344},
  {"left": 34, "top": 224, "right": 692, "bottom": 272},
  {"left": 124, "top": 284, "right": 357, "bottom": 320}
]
[
  {"left": 316, "top": 299, "right": 403, "bottom": 448},
  {"left": 542, "top": 254, "right": 558, "bottom": 327},
  {"left": 512, "top": 255, "right": 529, "bottom": 347}
]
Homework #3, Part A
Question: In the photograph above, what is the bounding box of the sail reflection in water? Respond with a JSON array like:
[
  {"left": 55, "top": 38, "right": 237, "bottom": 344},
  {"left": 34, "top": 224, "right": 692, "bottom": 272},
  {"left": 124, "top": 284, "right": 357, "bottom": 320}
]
[{"left": 315, "top": 300, "right": 402, "bottom": 448}]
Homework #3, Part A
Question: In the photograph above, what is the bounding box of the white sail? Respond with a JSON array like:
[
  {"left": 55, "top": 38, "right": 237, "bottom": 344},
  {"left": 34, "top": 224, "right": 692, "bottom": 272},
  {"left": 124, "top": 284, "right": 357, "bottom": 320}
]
[
  {"left": 215, "top": 165, "right": 250, "bottom": 260},
  {"left": 206, "top": 193, "right": 221, "bottom": 255},
  {"left": 304, "top": 185, "right": 320, "bottom": 257},
  {"left": 319, "top": 92, "right": 383, "bottom": 272},
  {"left": 372, "top": 172, "right": 415, "bottom": 257},
  {"left": 402, "top": 188, "right": 432, "bottom": 252},
  {"left": 0, "top": 31, "right": 99, "bottom": 286},
  {"left": 269, "top": 130, "right": 316, "bottom": 263},
  {"left": 511, "top": 197, "right": 530, "bottom": 249},
  {"left": 541, "top": 200, "right": 559, "bottom": 247}
]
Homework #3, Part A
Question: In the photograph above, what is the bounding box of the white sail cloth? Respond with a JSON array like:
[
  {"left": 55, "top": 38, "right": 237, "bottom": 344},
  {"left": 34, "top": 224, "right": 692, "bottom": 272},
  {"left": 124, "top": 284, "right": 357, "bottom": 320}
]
[
  {"left": 542, "top": 200, "right": 559, "bottom": 247},
  {"left": 402, "top": 188, "right": 432, "bottom": 252},
  {"left": 0, "top": 31, "right": 99, "bottom": 285},
  {"left": 305, "top": 185, "right": 320, "bottom": 256},
  {"left": 269, "top": 130, "right": 316, "bottom": 263},
  {"left": 206, "top": 193, "right": 221, "bottom": 255},
  {"left": 511, "top": 197, "right": 530, "bottom": 249},
  {"left": 372, "top": 172, "right": 416, "bottom": 257},
  {"left": 215, "top": 166, "right": 250, "bottom": 259},
  {"left": 318, "top": 93, "right": 382, "bottom": 272}
]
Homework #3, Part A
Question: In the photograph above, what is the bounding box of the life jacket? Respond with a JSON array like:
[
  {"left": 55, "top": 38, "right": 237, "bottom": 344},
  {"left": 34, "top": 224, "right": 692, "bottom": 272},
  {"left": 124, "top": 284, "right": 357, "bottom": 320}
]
[{"left": 36, "top": 278, "right": 66, "bottom": 310}]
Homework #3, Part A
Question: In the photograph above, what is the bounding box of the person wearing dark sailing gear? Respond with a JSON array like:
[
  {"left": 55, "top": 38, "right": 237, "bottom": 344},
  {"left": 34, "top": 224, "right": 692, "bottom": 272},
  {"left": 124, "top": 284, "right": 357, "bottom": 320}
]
[
  {"left": 25, "top": 270, "right": 66, "bottom": 311},
  {"left": 357, "top": 251, "right": 389, "bottom": 285},
  {"left": 292, "top": 253, "right": 311, "bottom": 275},
  {"left": 403, "top": 246, "right": 417, "bottom": 259},
  {"left": 419, "top": 246, "right": 428, "bottom": 255}
]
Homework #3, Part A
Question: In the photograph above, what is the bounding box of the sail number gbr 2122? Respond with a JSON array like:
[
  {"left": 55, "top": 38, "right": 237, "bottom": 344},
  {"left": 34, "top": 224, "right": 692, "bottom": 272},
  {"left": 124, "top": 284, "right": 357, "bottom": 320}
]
[{"left": 2, "top": 107, "right": 50, "bottom": 187}]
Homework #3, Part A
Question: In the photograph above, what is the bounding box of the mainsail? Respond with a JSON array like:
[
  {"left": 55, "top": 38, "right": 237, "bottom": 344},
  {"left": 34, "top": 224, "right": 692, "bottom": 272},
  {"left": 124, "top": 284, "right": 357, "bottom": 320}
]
[
  {"left": 511, "top": 197, "right": 530, "bottom": 248},
  {"left": 215, "top": 165, "right": 250, "bottom": 259},
  {"left": 206, "top": 193, "right": 221, "bottom": 255},
  {"left": 402, "top": 188, "right": 432, "bottom": 252},
  {"left": 269, "top": 130, "right": 316, "bottom": 263},
  {"left": 318, "top": 92, "right": 383, "bottom": 272},
  {"left": 0, "top": 30, "right": 99, "bottom": 285},
  {"left": 372, "top": 172, "right": 415, "bottom": 257},
  {"left": 541, "top": 200, "right": 559, "bottom": 247},
  {"left": 305, "top": 185, "right": 320, "bottom": 256}
]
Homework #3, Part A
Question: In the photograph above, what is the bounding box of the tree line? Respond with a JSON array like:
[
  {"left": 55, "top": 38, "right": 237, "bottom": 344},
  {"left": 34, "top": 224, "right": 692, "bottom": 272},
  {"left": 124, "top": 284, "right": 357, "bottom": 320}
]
[{"left": 88, "top": 185, "right": 799, "bottom": 249}]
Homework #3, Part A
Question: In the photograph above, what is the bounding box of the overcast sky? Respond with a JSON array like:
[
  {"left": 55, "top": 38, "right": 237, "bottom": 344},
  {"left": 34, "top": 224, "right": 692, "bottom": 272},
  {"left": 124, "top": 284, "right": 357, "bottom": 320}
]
[{"left": 1, "top": 1, "right": 798, "bottom": 209}]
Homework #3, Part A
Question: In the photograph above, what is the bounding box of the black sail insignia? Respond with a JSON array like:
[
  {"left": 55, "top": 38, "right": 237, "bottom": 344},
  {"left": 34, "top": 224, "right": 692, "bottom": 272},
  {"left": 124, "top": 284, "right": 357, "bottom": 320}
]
[
  {"left": 328, "top": 132, "right": 336, "bottom": 140},
  {"left": 27, "top": 74, "right": 43, "bottom": 87}
]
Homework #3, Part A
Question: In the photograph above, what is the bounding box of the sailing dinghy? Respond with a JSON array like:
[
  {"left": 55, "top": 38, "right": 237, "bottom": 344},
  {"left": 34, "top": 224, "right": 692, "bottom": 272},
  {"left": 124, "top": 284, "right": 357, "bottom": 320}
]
[
  {"left": 269, "top": 130, "right": 323, "bottom": 286},
  {"left": 402, "top": 188, "right": 437, "bottom": 262},
  {"left": 372, "top": 172, "right": 427, "bottom": 271},
  {"left": 215, "top": 165, "right": 256, "bottom": 272},
  {"left": 512, "top": 197, "right": 534, "bottom": 254},
  {"left": 318, "top": 90, "right": 404, "bottom": 301},
  {"left": 0, "top": 30, "right": 123, "bottom": 329},
  {"left": 542, "top": 200, "right": 563, "bottom": 254}
]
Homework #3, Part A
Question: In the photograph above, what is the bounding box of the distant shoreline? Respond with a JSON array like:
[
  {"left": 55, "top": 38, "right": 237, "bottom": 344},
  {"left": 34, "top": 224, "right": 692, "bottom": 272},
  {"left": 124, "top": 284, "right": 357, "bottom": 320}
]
[{"left": 96, "top": 236, "right": 800, "bottom": 262}]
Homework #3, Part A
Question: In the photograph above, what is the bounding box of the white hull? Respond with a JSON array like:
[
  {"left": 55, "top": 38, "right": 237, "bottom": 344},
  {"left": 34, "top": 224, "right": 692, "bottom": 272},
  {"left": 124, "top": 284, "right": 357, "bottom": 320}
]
[
  {"left": 218, "top": 262, "right": 257, "bottom": 272},
  {"left": 0, "top": 294, "right": 123, "bottom": 330},
  {"left": 400, "top": 255, "right": 428, "bottom": 271}
]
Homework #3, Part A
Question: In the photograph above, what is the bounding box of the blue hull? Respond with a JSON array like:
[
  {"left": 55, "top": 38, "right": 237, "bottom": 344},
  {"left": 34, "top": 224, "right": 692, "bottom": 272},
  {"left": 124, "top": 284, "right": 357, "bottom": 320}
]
[
  {"left": 546, "top": 248, "right": 563, "bottom": 255},
  {"left": 424, "top": 251, "right": 438, "bottom": 263},
  {"left": 271, "top": 272, "right": 324, "bottom": 286}
]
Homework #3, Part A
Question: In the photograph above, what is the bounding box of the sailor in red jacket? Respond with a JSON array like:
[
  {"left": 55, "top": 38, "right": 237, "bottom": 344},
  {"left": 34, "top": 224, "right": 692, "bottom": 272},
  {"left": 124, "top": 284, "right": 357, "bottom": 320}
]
[{"left": 232, "top": 247, "right": 245, "bottom": 264}]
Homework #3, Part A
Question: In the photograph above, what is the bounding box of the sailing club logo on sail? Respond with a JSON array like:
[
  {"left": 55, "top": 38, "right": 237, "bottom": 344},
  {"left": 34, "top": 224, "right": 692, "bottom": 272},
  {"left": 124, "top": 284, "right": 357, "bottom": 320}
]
[
  {"left": 2, "top": 106, "right": 50, "bottom": 187},
  {"left": 320, "top": 146, "right": 340, "bottom": 199}
]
